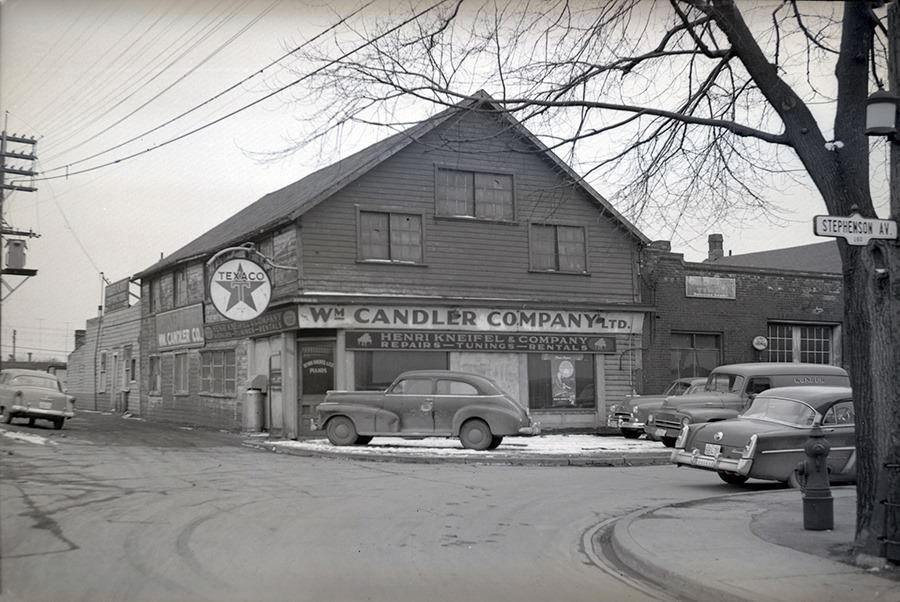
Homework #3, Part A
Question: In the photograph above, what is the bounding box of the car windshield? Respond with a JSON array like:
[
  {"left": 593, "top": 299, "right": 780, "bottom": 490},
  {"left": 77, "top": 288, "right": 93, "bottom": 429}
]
[
  {"left": 684, "top": 383, "right": 705, "bottom": 395},
  {"left": 706, "top": 373, "right": 744, "bottom": 394},
  {"left": 740, "top": 397, "right": 816, "bottom": 427}
]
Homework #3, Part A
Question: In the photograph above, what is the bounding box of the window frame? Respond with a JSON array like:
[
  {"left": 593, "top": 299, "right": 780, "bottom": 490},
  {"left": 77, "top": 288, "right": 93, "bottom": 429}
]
[
  {"left": 149, "top": 355, "right": 161, "bottom": 394},
  {"left": 528, "top": 222, "right": 589, "bottom": 274},
  {"left": 200, "top": 349, "right": 237, "bottom": 396},
  {"left": 356, "top": 207, "right": 426, "bottom": 265},
  {"left": 434, "top": 165, "right": 516, "bottom": 223},
  {"left": 98, "top": 351, "right": 107, "bottom": 393},
  {"left": 767, "top": 323, "right": 836, "bottom": 365},
  {"left": 670, "top": 332, "right": 722, "bottom": 381},
  {"left": 174, "top": 352, "right": 189, "bottom": 395}
]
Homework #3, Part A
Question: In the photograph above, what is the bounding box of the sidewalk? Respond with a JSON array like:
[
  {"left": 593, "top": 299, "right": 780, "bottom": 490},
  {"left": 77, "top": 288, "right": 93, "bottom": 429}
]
[
  {"left": 248, "top": 432, "right": 900, "bottom": 602},
  {"left": 613, "top": 487, "right": 900, "bottom": 602}
]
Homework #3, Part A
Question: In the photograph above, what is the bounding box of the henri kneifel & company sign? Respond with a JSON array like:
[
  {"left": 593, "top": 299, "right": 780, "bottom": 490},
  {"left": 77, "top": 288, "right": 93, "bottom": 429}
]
[{"left": 346, "top": 330, "right": 617, "bottom": 353}]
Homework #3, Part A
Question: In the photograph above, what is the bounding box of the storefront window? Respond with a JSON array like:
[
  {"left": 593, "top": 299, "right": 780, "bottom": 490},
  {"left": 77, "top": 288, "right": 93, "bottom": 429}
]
[
  {"left": 354, "top": 351, "right": 448, "bottom": 391},
  {"left": 527, "top": 354, "right": 594, "bottom": 410}
]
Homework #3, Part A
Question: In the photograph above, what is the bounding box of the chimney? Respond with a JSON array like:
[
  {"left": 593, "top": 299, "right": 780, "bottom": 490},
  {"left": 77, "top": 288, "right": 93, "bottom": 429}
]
[
  {"left": 74, "top": 330, "right": 87, "bottom": 350},
  {"left": 707, "top": 233, "right": 724, "bottom": 262}
]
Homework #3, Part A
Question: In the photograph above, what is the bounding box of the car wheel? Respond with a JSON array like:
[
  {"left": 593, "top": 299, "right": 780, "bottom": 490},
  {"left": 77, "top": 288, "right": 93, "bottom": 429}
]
[
  {"left": 487, "top": 435, "right": 503, "bottom": 450},
  {"left": 717, "top": 471, "right": 749, "bottom": 485},
  {"left": 621, "top": 430, "right": 641, "bottom": 439},
  {"left": 354, "top": 435, "right": 373, "bottom": 445},
  {"left": 325, "top": 416, "right": 358, "bottom": 446},
  {"left": 459, "top": 419, "right": 493, "bottom": 451},
  {"left": 52, "top": 418, "right": 64, "bottom": 430},
  {"left": 660, "top": 436, "right": 677, "bottom": 448},
  {"left": 787, "top": 469, "right": 804, "bottom": 490}
]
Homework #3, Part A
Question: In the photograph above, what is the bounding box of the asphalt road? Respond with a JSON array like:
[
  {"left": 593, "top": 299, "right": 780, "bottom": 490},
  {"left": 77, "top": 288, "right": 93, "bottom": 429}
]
[{"left": 1, "top": 411, "right": 754, "bottom": 602}]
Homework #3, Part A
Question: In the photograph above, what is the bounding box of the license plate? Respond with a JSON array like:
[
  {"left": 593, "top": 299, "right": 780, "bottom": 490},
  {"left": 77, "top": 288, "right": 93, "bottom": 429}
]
[
  {"left": 693, "top": 456, "right": 717, "bottom": 468},
  {"left": 39, "top": 401, "right": 52, "bottom": 409},
  {"left": 704, "top": 443, "right": 721, "bottom": 456},
  {"left": 654, "top": 428, "right": 666, "bottom": 438}
]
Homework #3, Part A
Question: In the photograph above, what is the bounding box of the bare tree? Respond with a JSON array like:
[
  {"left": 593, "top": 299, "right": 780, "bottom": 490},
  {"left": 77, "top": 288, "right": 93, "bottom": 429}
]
[{"left": 276, "top": 0, "right": 899, "bottom": 560}]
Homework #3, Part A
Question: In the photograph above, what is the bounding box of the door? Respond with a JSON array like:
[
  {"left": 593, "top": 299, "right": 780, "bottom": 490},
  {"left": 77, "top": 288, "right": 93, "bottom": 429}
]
[
  {"left": 298, "top": 340, "right": 335, "bottom": 435},
  {"left": 384, "top": 376, "right": 435, "bottom": 433}
]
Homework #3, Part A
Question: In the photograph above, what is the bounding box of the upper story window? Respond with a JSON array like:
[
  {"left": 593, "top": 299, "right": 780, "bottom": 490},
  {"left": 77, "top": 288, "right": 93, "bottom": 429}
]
[
  {"left": 150, "top": 278, "right": 161, "bottom": 313},
  {"left": 358, "top": 210, "right": 424, "bottom": 264},
  {"left": 173, "top": 269, "right": 187, "bottom": 307},
  {"left": 529, "top": 223, "right": 587, "bottom": 273},
  {"left": 436, "top": 167, "right": 514, "bottom": 221}
]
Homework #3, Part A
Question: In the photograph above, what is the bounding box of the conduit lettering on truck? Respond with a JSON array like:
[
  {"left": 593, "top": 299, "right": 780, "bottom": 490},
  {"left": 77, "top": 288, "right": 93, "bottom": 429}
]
[{"left": 299, "top": 305, "right": 641, "bottom": 335}]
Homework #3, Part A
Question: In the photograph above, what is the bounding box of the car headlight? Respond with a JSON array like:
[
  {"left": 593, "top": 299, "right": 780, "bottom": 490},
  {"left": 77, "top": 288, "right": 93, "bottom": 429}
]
[
  {"left": 647, "top": 414, "right": 654, "bottom": 424},
  {"left": 681, "top": 416, "right": 691, "bottom": 427}
]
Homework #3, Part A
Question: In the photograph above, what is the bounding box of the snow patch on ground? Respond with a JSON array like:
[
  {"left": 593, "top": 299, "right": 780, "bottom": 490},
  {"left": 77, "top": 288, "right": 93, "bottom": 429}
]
[
  {"left": 264, "top": 434, "right": 667, "bottom": 457},
  {"left": 0, "top": 429, "right": 52, "bottom": 446}
]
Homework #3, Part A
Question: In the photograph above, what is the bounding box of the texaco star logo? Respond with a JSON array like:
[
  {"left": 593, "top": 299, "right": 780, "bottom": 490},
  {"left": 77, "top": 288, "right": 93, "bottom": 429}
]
[{"left": 209, "top": 258, "right": 272, "bottom": 321}]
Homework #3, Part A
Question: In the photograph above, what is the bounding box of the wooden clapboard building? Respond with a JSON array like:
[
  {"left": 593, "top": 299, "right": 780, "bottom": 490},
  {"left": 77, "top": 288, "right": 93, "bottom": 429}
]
[{"left": 133, "top": 93, "right": 653, "bottom": 436}]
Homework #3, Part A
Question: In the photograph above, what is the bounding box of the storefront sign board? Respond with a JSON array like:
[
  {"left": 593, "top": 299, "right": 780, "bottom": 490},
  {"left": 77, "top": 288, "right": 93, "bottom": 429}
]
[
  {"left": 301, "top": 305, "right": 641, "bottom": 334},
  {"left": 345, "top": 330, "right": 617, "bottom": 353},
  {"left": 685, "top": 276, "right": 736, "bottom": 299},
  {"left": 156, "top": 304, "right": 205, "bottom": 351},
  {"left": 204, "top": 308, "right": 298, "bottom": 341}
]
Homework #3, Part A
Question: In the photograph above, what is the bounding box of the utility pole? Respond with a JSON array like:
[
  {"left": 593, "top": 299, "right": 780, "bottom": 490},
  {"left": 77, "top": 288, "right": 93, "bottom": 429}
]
[{"left": 1, "top": 114, "right": 40, "bottom": 372}]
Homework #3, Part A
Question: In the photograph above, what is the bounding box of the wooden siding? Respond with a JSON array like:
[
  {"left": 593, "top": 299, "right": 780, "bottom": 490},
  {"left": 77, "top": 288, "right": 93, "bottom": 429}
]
[{"left": 299, "top": 110, "right": 641, "bottom": 304}]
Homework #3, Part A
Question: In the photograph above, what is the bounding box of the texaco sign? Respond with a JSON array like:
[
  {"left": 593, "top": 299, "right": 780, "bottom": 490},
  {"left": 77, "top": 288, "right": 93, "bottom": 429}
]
[{"left": 209, "top": 258, "right": 272, "bottom": 321}]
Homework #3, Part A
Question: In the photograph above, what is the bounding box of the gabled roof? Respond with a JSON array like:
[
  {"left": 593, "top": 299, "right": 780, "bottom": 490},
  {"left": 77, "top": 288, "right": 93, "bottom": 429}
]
[
  {"left": 707, "top": 240, "right": 841, "bottom": 274},
  {"left": 135, "top": 92, "right": 648, "bottom": 278}
]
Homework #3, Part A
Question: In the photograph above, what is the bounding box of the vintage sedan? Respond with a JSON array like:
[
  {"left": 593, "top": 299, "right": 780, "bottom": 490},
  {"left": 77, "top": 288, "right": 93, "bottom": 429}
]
[
  {"left": 0, "top": 369, "right": 75, "bottom": 430},
  {"left": 607, "top": 377, "right": 707, "bottom": 439},
  {"left": 316, "top": 370, "right": 540, "bottom": 450},
  {"left": 671, "top": 386, "right": 855, "bottom": 486}
]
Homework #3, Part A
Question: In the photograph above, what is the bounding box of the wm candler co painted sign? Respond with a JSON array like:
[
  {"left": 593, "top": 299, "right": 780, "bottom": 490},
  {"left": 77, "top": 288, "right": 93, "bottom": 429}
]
[
  {"left": 299, "top": 305, "right": 642, "bottom": 334},
  {"left": 156, "top": 304, "right": 205, "bottom": 351},
  {"left": 345, "top": 330, "right": 618, "bottom": 353},
  {"left": 209, "top": 259, "right": 272, "bottom": 321},
  {"left": 685, "top": 276, "right": 736, "bottom": 299}
]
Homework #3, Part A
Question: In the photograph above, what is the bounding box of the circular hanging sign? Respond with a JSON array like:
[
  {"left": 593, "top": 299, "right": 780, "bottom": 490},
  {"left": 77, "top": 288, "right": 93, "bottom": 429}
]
[
  {"left": 209, "top": 258, "right": 272, "bottom": 321},
  {"left": 751, "top": 335, "right": 769, "bottom": 351}
]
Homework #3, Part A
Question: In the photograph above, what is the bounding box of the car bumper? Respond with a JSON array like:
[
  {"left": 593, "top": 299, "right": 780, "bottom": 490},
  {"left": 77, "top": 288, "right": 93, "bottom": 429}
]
[
  {"left": 518, "top": 422, "right": 541, "bottom": 436},
  {"left": 645, "top": 425, "right": 680, "bottom": 439},
  {"left": 670, "top": 449, "right": 752, "bottom": 475},
  {"left": 9, "top": 405, "right": 74, "bottom": 419},
  {"left": 607, "top": 416, "right": 645, "bottom": 430}
]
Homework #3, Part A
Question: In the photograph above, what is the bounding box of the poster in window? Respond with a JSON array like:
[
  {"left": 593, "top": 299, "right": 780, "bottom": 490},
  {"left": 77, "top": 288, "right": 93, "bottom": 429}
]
[{"left": 551, "top": 356, "right": 577, "bottom": 407}]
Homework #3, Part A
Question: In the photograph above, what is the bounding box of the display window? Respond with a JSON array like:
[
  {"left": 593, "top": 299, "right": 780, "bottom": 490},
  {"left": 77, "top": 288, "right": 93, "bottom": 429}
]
[
  {"left": 527, "top": 353, "right": 595, "bottom": 410},
  {"left": 354, "top": 350, "right": 449, "bottom": 391}
]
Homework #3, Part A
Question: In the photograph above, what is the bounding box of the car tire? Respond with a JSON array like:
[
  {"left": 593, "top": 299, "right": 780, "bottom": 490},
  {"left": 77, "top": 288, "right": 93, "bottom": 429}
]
[
  {"left": 621, "top": 430, "right": 641, "bottom": 439},
  {"left": 717, "top": 471, "right": 749, "bottom": 485},
  {"left": 354, "top": 435, "right": 373, "bottom": 445},
  {"left": 52, "top": 417, "right": 64, "bottom": 430},
  {"left": 325, "top": 416, "right": 359, "bottom": 446},
  {"left": 459, "top": 419, "right": 493, "bottom": 451},
  {"left": 660, "top": 436, "right": 677, "bottom": 448},
  {"left": 487, "top": 435, "right": 503, "bottom": 450},
  {"left": 787, "top": 470, "right": 804, "bottom": 490}
]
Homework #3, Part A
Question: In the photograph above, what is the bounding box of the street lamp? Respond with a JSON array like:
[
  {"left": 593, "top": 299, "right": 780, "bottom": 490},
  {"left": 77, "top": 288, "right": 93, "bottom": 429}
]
[{"left": 866, "top": 88, "right": 899, "bottom": 137}]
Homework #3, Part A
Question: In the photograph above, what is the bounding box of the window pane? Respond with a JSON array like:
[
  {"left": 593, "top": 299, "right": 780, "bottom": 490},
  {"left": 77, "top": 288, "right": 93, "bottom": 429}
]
[
  {"left": 531, "top": 224, "right": 557, "bottom": 270},
  {"left": 768, "top": 324, "right": 793, "bottom": 362},
  {"left": 799, "top": 325, "right": 831, "bottom": 364},
  {"left": 390, "top": 214, "right": 422, "bottom": 262},
  {"left": 557, "top": 226, "right": 585, "bottom": 272},
  {"left": 360, "top": 211, "right": 390, "bottom": 260},
  {"left": 393, "top": 378, "right": 433, "bottom": 395},
  {"left": 670, "top": 332, "right": 721, "bottom": 379},
  {"left": 436, "top": 168, "right": 474, "bottom": 216},
  {"left": 527, "top": 353, "right": 594, "bottom": 410},
  {"left": 436, "top": 380, "right": 479, "bottom": 395},
  {"left": 354, "top": 351, "right": 448, "bottom": 391},
  {"left": 225, "top": 350, "right": 236, "bottom": 394},
  {"left": 474, "top": 172, "right": 513, "bottom": 220}
]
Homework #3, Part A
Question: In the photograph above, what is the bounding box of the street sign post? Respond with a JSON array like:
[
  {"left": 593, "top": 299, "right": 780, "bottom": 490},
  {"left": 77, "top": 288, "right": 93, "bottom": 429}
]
[{"left": 813, "top": 213, "right": 898, "bottom": 246}]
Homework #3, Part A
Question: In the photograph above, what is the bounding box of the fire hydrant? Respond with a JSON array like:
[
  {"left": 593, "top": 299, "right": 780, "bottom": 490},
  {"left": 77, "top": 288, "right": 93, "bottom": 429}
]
[{"left": 796, "top": 424, "right": 834, "bottom": 530}]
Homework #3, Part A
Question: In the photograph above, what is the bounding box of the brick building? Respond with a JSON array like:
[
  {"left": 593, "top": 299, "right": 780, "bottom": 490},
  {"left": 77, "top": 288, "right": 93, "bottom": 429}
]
[{"left": 636, "top": 237, "right": 844, "bottom": 395}]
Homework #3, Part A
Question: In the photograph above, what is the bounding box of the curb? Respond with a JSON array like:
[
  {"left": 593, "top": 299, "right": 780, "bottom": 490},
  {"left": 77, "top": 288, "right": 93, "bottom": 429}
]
[{"left": 242, "top": 439, "right": 673, "bottom": 467}]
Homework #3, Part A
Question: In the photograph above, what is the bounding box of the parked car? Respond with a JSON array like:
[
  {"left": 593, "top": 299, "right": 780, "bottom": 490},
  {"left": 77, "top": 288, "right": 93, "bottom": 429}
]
[
  {"left": 646, "top": 363, "right": 850, "bottom": 447},
  {"left": 0, "top": 369, "right": 75, "bottom": 430},
  {"left": 670, "top": 386, "right": 856, "bottom": 486},
  {"left": 316, "top": 370, "right": 540, "bottom": 450},
  {"left": 607, "top": 377, "right": 707, "bottom": 439}
]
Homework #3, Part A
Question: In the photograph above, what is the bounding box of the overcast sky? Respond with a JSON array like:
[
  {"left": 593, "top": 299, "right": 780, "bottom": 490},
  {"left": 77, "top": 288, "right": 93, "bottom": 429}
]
[{"left": 0, "top": 0, "right": 885, "bottom": 362}]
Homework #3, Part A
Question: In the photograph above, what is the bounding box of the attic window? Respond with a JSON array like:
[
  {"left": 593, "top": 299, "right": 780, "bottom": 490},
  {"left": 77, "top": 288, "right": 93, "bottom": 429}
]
[
  {"left": 436, "top": 167, "right": 514, "bottom": 221},
  {"left": 358, "top": 210, "right": 424, "bottom": 264}
]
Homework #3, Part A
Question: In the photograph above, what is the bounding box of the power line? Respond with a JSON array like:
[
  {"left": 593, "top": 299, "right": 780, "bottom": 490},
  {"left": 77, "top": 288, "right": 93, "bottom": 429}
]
[
  {"left": 28, "top": 0, "right": 438, "bottom": 183},
  {"left": 38, "top": 0, "right": 376, "bottom": 176}
]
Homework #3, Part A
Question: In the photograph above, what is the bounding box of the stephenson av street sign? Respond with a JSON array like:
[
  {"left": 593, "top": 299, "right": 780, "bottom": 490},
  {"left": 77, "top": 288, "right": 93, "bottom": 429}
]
[{"left": 813, "top": 213, "right": 898, "bottom": 246}]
